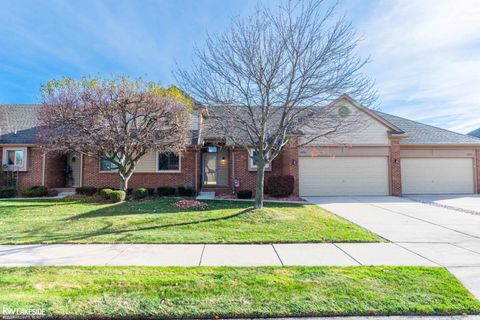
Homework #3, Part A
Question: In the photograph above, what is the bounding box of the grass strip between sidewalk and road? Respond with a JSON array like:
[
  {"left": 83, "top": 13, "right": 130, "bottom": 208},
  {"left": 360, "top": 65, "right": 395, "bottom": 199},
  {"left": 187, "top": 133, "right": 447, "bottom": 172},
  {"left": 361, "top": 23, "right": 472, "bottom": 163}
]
[{"left": 0, "top": 266, "right": 479, "bottom": 318}]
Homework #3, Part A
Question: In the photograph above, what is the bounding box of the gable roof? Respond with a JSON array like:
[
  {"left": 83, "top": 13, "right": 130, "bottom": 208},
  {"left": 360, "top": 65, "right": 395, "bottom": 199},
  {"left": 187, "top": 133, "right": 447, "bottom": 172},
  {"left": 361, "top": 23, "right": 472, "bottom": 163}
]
[
  {"left": 374, "top": 111, "right": 480, "bottom": 145},
  {"left": 0, "top": 104, "right": 40, "bottom": 144},
  {"left": 335, "top": 95, "right": 404, "bottom": 134},
  {"left": 468, "top": 128, "right": 480, "bottom": 138},
  {"left": 1, "top": 99, "right": 479, "bottom": 147}
]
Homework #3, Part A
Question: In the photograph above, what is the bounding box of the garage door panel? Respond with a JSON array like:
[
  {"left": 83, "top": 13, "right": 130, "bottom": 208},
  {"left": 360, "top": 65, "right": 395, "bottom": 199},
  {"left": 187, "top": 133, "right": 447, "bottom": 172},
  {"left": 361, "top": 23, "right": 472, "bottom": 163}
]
[
  {"left": 401, "top": 158, "right": 474, "bottom": 194},
  {"left": 299, "top": 157, "right": 389, "bottom": 196}
]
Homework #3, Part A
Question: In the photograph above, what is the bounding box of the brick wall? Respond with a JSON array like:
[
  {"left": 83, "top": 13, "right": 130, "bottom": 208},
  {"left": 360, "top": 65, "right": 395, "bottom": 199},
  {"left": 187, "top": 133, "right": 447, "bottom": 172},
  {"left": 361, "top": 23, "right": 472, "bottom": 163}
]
[
  {"left": 81, "top": 150, "right": 198, "bottom": 190},
  {"left": 390, "top": 139, "right": 402, "bottom": 196},
  {"left": 476, "top": 149, "right": 480, "bottom": 194},
  {"left": 45, "top": 152, "right": 66, "bottom": 188},
  {"left": 0, "top": 147, "right": 44, "bottom": 190},
  {"left": 231, "top": 141, "right": 299, "bottom": 196}
]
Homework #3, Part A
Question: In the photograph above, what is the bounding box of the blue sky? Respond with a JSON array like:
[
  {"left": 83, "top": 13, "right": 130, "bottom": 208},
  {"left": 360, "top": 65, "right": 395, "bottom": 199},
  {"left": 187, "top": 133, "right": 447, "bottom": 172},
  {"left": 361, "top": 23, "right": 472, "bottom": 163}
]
[{"left": 1, "top": 0, "right": 479, "bottom": 133}]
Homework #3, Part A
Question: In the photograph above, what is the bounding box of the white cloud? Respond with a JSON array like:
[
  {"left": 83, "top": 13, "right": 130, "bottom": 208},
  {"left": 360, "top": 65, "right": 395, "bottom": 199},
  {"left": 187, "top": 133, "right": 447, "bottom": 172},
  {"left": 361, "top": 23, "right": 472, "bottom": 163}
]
[{"left": 353, "top": 0, "right": 480, "bottom": 133}]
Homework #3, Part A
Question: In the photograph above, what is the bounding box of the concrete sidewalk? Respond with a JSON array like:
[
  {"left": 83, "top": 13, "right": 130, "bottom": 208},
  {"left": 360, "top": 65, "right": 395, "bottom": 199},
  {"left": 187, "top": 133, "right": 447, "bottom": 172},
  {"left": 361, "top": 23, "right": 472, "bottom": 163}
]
[{"left": 0, "top": 243, "right": 439, "bottom": 267}]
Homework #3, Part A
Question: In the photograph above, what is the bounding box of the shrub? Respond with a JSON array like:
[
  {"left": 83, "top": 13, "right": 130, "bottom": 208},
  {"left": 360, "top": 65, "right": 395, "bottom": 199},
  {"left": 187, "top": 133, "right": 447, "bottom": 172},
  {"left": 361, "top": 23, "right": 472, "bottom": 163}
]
[
  {"left": 178, "top": 185, "right": 194, "bottom": 197},
  {"left": 157, "top": 186, "right": 176, "bottom": 197},
  {"left": 133, "top": 188, "right": 148, "bottom": 199},
  {"left": 21, "top": 186, "right": 49, "bottom": 198},
  {"left": 237, "top": 190, "right": 253, "bottom": 199},
  {"left": 48, "top": 189, "right": 59, "bottom": 197},
  {"left": 109, "top": 190, "right": 126, "bottom": 203},
  {"left": 266, "top": 175, "right": 294, "bottom": 197},
  {"left": 147, "top": 188, "right": 155, "bottom": 196},
  {"left": 0, "top": 186, "right": 16, "bottom": 198},
  {"left": 75, "top": 186, "right": 97, "bottom": 196},
  {"left": 126, "top": 188, "right": 133, "bottom": 195},
  {"left": 99, "top": 188, "right": 114, "bottom": 200}
]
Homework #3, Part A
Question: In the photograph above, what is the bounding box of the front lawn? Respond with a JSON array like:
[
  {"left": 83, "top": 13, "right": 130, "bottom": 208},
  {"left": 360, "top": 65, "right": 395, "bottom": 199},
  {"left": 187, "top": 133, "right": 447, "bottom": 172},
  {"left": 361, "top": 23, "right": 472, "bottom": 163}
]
[
  {"left": 1, "top": 266, "right": 478, "bottom": 318},
  {"left": 0, "top": 197, "right": 380, "bottom": 244}
]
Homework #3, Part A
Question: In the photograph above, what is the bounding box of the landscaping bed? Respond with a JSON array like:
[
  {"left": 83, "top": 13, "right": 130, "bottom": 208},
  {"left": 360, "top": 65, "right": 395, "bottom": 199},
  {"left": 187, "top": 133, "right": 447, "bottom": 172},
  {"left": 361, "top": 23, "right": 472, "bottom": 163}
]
[
  {"left": 0, "top": 198, "right": 381, "bottom": 244},
  {"left": 0, "top": 266, "right": 478, "bottom": 318}
]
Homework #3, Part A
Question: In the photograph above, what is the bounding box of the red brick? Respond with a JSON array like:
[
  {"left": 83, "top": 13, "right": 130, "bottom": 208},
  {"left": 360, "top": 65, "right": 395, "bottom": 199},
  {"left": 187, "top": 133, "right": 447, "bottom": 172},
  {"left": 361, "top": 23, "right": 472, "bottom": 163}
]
[
  {"left": 390, "top": 139, "right": 402, "bottom": 196},
  {"left": 81, "top": 149, "right": 198, "bottom": 190},
  {"left": 231, "top": 140, "right": 299, "bottom": 196}
]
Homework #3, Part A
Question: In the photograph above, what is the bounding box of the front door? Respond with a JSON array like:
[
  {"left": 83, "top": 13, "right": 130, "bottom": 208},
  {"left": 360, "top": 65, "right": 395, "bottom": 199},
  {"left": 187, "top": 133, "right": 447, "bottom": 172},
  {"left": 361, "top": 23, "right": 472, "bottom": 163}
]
[
  {"left": 203, "top": 153, "right": 217, "bottom": 185},
  {"left": 66, "top": 152, "right": 81, "bottom": 187}
]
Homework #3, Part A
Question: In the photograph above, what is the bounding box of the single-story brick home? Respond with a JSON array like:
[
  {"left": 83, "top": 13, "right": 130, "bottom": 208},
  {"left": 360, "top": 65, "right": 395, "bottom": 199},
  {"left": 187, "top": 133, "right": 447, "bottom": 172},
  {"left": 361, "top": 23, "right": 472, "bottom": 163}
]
[{"left": 1, "top": 95, "right": 480, "bottom": 196}]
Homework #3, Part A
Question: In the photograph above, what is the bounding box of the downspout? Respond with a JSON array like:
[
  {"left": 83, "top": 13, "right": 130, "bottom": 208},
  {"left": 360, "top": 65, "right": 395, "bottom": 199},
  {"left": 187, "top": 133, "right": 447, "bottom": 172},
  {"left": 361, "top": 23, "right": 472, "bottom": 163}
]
[
  {"left": 194, "top": 150, "right": 198, "bottom": 194},
  {"left": 231, "top": 148, "right": 235, "bottom": 194},
  {"left": 41, "top": 152, "right": 46, "bottom": 186},
  {"left": 79, "top": 153, "right": 83, "bottom": 187}
]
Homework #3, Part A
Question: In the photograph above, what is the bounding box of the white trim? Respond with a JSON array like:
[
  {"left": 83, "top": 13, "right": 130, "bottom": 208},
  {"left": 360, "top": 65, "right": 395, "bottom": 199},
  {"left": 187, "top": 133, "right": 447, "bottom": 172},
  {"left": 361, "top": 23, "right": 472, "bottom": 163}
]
[
  {"left": 156, "top": 151, "right": 182, "bottom": 173},
  {"left": 2, "top": 147, "right": 28, "bottom": 171}
]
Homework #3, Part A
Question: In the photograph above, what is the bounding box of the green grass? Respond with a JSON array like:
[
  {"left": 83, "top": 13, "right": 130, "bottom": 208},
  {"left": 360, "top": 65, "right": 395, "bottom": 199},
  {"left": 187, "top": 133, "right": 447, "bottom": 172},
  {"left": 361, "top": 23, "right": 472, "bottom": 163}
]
[
  {"left": 0, "top": 198, "right": 381, "bottom": 244},
  {"left": 0, "top": 266, "right": 478, "bottom": 318}
]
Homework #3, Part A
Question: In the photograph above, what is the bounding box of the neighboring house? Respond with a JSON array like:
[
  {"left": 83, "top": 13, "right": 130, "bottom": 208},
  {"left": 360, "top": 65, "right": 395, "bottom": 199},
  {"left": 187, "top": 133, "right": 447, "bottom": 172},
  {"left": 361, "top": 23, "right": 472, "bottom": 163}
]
[
  {"left": 469, "top": 128, "right": 480, "bottom": 138},
  {"left": 1, "top": 95, "right": 480, "bottom": 196}
]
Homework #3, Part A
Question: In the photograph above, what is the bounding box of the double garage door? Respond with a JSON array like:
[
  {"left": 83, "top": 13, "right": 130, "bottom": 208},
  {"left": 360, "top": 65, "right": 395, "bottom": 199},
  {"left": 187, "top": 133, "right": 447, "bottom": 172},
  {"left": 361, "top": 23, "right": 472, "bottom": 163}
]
[{"left": 299, "top": 156, "right": 475, "bottom": 196}]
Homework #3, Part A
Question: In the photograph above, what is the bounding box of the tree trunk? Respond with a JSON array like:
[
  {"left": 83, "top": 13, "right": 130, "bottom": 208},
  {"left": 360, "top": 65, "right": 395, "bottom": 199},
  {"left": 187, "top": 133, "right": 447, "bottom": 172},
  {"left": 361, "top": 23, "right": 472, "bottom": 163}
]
[
  {"left": 119, "top": 170, "right": 133, "bottom": 191},
  {"left": 254, "top": 162, "right": 265, "bottom": 210}
]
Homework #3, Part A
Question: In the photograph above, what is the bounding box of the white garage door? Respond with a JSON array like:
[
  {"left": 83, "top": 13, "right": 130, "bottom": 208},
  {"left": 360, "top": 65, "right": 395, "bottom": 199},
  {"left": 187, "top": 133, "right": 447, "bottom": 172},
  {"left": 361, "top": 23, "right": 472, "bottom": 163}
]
[
  {"left": 299, "top": 157, "right": 389, "bottom": 196},
  {"left": 401, "top": 158, "right": 474, "bottom": 194}
]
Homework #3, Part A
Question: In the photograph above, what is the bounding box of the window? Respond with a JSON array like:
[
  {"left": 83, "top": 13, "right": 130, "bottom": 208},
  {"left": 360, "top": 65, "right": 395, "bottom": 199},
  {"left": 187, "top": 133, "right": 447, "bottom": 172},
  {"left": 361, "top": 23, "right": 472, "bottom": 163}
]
[
  {"left": 99, "top": 154, "right": 120, "bottom": 172},
  {"left": 2, "top": 148, "right": 27, "bottom": 171},
  {"left": 249, "top": 149, "right": 270, "bottom": 170},
  {"left": 157, "top": 152, "right": 180, "bottom": 172}
]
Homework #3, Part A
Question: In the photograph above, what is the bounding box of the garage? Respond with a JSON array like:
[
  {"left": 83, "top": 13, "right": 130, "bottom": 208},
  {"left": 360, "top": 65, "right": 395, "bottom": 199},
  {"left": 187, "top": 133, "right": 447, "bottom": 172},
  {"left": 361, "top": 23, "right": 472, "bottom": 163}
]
[
  {"left": 299, "top": 156, "right": 389, "bottom": 196},
  {"left": 401, "top": 158, "right": 475, "bottom": 194}
]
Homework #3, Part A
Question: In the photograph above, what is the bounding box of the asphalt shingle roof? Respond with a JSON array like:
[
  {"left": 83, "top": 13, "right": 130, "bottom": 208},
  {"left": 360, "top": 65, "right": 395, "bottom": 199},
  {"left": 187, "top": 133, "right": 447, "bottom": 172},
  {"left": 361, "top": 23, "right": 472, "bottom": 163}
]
[
  {"left": 468, "top": 128, "right": 480, "bottom": 138},
  {"left": 0, "top": 104, "right": 40, "bottom": 144},
  {"left": 1, "top": 103, "right": 479, "bottom": 146},
  {"left": 0, "top": 104, "right": 199, "bottom": 145},
  {"left": 375, "top": 111, "right": 480, "bottom": 145}
]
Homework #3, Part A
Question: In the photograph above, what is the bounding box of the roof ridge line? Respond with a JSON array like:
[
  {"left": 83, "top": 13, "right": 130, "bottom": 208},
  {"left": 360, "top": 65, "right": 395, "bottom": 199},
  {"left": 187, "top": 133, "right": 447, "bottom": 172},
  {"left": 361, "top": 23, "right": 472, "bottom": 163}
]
[{"left": 374, "top": 110, "right": 480, "bottom": 141}]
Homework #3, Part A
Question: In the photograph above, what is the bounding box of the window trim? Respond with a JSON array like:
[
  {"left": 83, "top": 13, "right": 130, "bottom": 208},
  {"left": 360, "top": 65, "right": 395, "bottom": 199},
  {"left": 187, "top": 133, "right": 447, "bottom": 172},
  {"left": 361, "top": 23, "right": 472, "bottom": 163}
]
[
  {"left": 249, "top": 148, "right": 271, "bottom": 171},
  {"left": 156, "top": 151, "right": 181, "bottom": 173},
  {"left": 2, "top": 147, "right": 27, "bottom": 171}
]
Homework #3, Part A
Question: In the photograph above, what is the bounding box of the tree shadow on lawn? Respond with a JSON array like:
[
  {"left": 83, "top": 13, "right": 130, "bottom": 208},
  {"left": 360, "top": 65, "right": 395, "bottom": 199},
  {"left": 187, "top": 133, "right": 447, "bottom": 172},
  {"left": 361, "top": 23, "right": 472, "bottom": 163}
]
[
  {"left": 67, "top": 199, "right": 253, "bottom": 220},
  {"left": 0, "top": 201, "right": 81, "bottom": 211},
  {"left": 14, "top": 207, "right": 254, "bottom": 243}
]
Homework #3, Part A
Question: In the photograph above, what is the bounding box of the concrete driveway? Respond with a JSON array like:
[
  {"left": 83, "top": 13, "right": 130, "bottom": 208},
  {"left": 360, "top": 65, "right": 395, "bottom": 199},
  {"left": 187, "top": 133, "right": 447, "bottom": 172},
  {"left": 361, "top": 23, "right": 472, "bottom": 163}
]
[
  {"left": 304, "top": 196, "right": 480, "bottom": 298},
  {"left": 406, "top": 194, "right": 480, "bottom": 215}
]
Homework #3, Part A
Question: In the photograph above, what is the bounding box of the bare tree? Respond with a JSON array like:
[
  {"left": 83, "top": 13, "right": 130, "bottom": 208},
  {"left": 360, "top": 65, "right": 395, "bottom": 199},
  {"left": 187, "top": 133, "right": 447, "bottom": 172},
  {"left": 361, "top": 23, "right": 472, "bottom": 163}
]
[
  {"left": 38, "top": 76, "right": 191, "bottom": 191},
  {"left": 176, "top": 0, "right": 376, "bottom": 209}
]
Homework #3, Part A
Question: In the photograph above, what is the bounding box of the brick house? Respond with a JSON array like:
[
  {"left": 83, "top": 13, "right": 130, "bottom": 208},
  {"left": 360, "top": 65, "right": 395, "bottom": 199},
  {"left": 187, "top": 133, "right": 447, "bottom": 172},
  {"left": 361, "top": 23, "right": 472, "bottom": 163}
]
[{"left": 1, "top": 95, "right": 480, "bottom": 196}]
